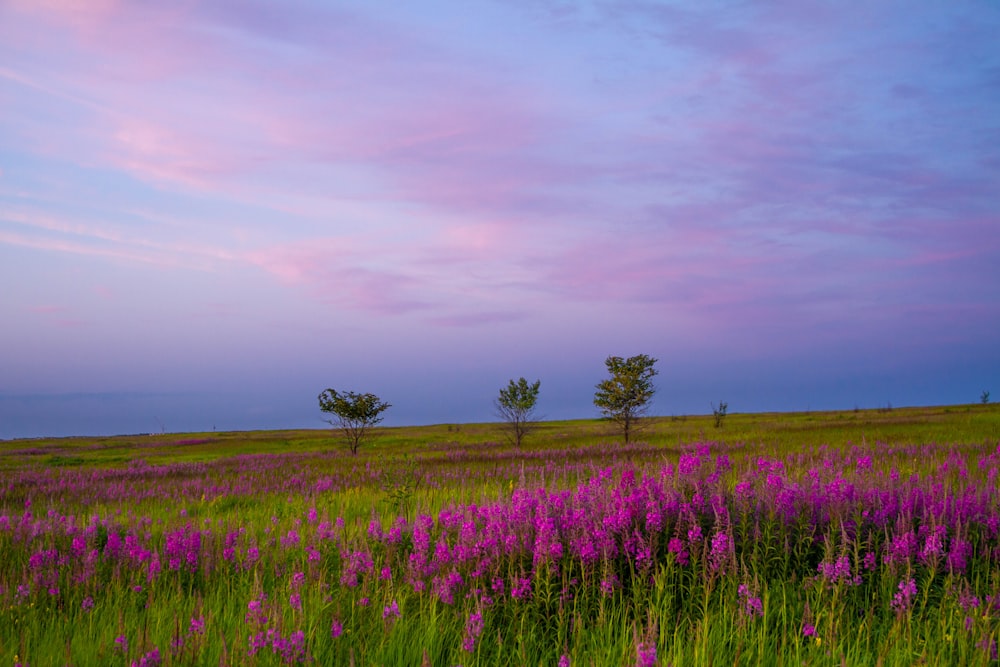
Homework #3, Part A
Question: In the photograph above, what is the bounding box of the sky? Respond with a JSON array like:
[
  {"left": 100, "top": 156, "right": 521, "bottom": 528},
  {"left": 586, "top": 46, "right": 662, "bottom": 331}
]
[{"left": 1, "top": 1, "right": 999, "bottom": 439}]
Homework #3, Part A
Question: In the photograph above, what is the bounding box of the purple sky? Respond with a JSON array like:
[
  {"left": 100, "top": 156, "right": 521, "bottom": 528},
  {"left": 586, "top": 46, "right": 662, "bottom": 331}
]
[{"left": 2, "top": 1, "right": 998, "bottom": 439}]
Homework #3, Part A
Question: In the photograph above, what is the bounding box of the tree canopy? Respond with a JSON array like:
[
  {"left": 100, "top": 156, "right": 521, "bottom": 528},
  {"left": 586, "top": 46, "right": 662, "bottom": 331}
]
[
  {"left": 318, "top": 389, "right": 391, "bottom": 455},
  {"left": 593, "top": 354, "right": 658, "bottom": 443},
  {"left": 494, "top": 377, "right": 541, "bottom": 448}
]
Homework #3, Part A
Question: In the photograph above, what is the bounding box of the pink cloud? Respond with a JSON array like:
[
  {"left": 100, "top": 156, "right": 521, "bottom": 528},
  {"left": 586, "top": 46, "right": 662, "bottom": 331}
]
[
  {"left": 23, "top": 304, "right": 87, "bottom": 329},
  {"left": 0, "top": 208, "right": 237, "bottom": 270},
  {"left": 2, "top": 0, "right": 996, "bottom": 354},
  {"left": 26, "top": 304, "right": 67, "bottom": 314},
  {"left": 244, "top": 240, "right": 431, "bottom": 315}
]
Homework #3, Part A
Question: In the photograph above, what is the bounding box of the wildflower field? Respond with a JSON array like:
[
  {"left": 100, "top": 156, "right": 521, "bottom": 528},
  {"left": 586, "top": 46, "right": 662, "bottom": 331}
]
[{"left": 2, "top": 404, "right": 999, "bottom": 666}]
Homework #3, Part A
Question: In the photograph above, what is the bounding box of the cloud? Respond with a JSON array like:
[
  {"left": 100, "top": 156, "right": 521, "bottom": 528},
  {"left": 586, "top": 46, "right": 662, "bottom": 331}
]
[
  {"left": 0, "top": 206, "right": 238, "bottom": 270},
  {"left": 2, "top": 0, "right": 997, "bottom": 344},
  {"left": 244, "top": 239, "right": 432, "bottom": 315}
]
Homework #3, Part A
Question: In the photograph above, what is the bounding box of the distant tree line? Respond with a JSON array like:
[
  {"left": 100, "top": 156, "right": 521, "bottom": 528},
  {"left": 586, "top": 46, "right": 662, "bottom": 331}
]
[{"left": 318, "top": 353, "right": 732, "bottom": 454}]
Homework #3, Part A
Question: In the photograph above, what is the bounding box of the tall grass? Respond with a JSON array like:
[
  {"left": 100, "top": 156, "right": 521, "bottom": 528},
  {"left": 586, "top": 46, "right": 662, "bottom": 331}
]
[{"left": 1, "top": 405, "right": 999, "bottom": 665}]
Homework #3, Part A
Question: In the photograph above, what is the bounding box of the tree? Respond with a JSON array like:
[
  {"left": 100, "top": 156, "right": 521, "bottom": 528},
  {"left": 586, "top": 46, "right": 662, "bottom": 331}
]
[
  {"left": 712, "top": 401, "right": 728, "bottom": 428},
  {"left": 982, "top": 390, "right": 991, "bottom": 405},
  {"left": 593, "top": 354, "right": 658, "bottom": 443},
  {"left": 318, "top": 389, "right": 391, "bottom": 455},
  {"left": 494, "top": 377, "right": 541, "bottom": 448}
]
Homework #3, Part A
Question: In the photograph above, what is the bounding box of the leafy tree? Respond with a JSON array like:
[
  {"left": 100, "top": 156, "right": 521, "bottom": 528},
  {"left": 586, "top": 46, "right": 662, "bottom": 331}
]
[
  {"left": 494, "top": 377, "right": 541, "bottom": 448},
  {"left": 593, "top": 354, "right": 658, "bottom": 443},
  {"left": 318, "top": 389, "right": 391, "bottom": 455},
  {"left": 712, "top": 401, "right": 728, "bottom": 428}
]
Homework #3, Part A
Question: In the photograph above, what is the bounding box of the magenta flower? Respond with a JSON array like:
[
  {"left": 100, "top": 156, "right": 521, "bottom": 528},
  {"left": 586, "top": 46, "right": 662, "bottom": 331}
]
[
  {"left": 891, "top": 578, "right": 918, "bottom": 613},
  {"left": 131, "top": 647, "right": 162, "bottom": 667},
  {"left": 462, "top": 611, "right": 484, "bottom": 652},
  {"left": 635, "top": 641, "right": 657, "bottom": 667},
  {"left": 511, "top": 577, "right": 532, "bottom": 600},
  {"left": 709, "top": 531, "right": 730, "bottom": 572},
  {"left": 737, "top": 584, "right": 764, "bottom": 618}
]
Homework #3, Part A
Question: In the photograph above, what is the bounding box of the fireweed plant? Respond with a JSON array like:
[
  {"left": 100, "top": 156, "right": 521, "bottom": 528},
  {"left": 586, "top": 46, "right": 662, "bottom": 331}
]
[{"left": 1, "top": 432, "right": 999, "bottom": 665}]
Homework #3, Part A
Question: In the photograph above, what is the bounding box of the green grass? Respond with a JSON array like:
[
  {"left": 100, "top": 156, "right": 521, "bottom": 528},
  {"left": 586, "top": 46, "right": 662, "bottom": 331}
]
[
  {"left": 4, "top": 402, "right": 998, "bottom": 468},
  {"left": 1, "top": 402, "right": 998, "bottom": 666}
]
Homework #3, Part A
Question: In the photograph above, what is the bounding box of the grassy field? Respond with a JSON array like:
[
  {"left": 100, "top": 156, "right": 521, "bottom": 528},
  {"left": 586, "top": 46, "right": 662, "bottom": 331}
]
[{"left": 1, "top": 402, "right": 999, "bottom": 665}]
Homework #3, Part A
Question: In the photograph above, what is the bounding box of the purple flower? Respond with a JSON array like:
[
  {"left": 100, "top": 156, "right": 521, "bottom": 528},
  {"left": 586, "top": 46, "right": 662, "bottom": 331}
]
[
  {"left": 383, "top": 599, "right": 400, "bottom": 620},
  {"left": 958, "top": 591, "right": 980, "bottom": 612},
  {"left": 330, "top": 619, "right": 343, "bottom": 639},
  {"left": 667, "top": 537, "right": 689, "bottom": 566},
  {"left": 559, "top": 654, "right": 571, "bottom": 667},
  {"left": 709, "top": 531, "right": 730, "bottom": 572},
  {"left": 114, "top": 635, "right": 129, "bottom": 654},
  {"left": 511, "top": 576, "right": 532, "bottom": 600},
  {"left": 635, "top": 641, "right": 657, "bottom": 667},
  {"left": 278, "top": 629, "right": 308, "bottom": 664},
  {"left": 189, "top": 616, "right": 205, "bottom": 636},
  {"left": 289, "top": 593, "right": 301, "bottom": 611},
  {"left": 246, "top": 594, "right": 269, "bottom": 626},
  {"left": 802, "top": 623, "right": 816, "bottom": 637},
  {"left": 738, "top": 584, "right": 764, "bottom": 618},
  {"left": 818, "top": 555, "right": 859, "bottom": 586},
  {"left": 891, "top": 578, "right": 917, "bottom": 614},
  {"left": 131, "top": 647, "right": 162, "bottom": 667},
  {"left": 947, "top": 538, "right": 972, "bottom": 572},
  {"left": 462, "top": 611, "right": 484, "bottom": 652}
]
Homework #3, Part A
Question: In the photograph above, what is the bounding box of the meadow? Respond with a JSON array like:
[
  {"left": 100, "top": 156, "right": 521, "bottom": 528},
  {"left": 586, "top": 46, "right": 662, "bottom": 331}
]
[{"left": 1, "top": 403, "right": 999, "bottom": 666}]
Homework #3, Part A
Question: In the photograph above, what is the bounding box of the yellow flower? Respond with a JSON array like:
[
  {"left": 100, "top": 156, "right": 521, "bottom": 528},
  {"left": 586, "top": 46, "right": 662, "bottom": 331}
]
[
  {"left": 814, "top": 637, "right": 822, "bottom": 647},
  {"left": 945, "top": 634, "right": 952, "bottom": 642}
]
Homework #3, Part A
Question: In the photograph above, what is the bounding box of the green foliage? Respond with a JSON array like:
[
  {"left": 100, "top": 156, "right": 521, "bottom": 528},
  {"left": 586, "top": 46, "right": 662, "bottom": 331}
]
[
  {"left": 712, "top": 401, "right": 728, "bottom": 428},
  {"left": 3, "top": 408, "right": 1000, "bottom": 665},
  {"left": 593, "top": 354, "right": 658, "bottom": 443},
  {"left": 379, "top": 454, "right": 421, "bottom": 514},
  {"left": 318, "top": 388, "right": 391, "bottom": 455},
  {"left": 495, "top": 377, "right": 541, "bottom": 447}
]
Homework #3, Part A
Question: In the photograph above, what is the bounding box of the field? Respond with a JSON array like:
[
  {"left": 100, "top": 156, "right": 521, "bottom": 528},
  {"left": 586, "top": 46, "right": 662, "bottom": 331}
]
[{"left": 1, "top": 403, "right": 999, "bottom": 666}]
